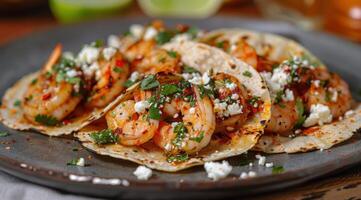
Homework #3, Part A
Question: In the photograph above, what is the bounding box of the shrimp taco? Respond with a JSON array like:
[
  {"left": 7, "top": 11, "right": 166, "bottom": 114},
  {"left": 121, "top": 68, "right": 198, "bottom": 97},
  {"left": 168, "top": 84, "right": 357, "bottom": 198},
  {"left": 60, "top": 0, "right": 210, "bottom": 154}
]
[
  {"left": 0, "top": 42, "right": 132, "bottom": 136},
  {"left": 200, "top": 28, "right": 361, "bottom": 153},
  {"left": 76, "top": 41, "right": 271, "bottom": 171}
]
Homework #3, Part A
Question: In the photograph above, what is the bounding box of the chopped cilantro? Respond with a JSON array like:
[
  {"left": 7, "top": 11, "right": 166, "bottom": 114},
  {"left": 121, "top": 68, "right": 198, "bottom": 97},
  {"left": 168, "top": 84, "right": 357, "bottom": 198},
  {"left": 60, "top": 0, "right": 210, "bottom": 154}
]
[
  {"left": 294, "top": 98, "right": 306, "bottom": 128},
  {"left": 35, "top": 114, "right": 59, "bottom": 126},
  {"left": 90, "top": 129, "right": 118, "bottom": 144},
  {"left": 325, "top": 90, "right": 331, "bottom": 102},
  {"left": 124, "top": 80, "right": 135, "bottom": 88},
  {"left": 274, "top": 90, "right": 284, "bottom": 104},
  {"left": 155, "top": 31, "right": 173, "bottom": 45},
  {"left": 160, "top": 84, "right": 179, "bottom": 96},
  {"left": 248, "top": 96, "right": 260, "bottom": 106},
  {"left": 67, "top": 158, "right": 85, "bottom": 166},
  {"left": 148, "top": 104, "right": 161, "bottom": 120},
  {"left": 319, "top": 80, "right": 329, "bottom": 88},
  {"left": 216, "top": 41, "right": 225, "bottom": 49},
  {"left": 190, "top": 131, "right": 204, "bottom": 143},
  {"left": 31, "top": 78, "right": 38, "bottom": 85},
  {"left": 141, "top": 75, "right": 159, "bottom": 90},
  {"left": 167, "top": 153, "right": 189, "bottom": 163},
  {"left": 92, "top": 39, "right": 104, "bottom": 48},
  {"left": 272, "top": 165, "right": 284, "bottom": 174},
  {"left": 182, "top": 65, "right": 200, "bottom": 74},
  {"left": 186, "top": 26, "right": 199, "bottom": 38},
  {"left": 45, "top": 71, "right": 52, "bottom": 79},
  {"left": 13, "top": 100, "right": 21, "bottom": 107},
  {"left": 198, "top": 85, "right": 214, "bottom": 98},
  {"left": 187, "top": 95, "right": 196, "bottom": 107},
  {"left": 172, "top": 122, "right": 187, "bottom": 147},
  {"left": 167, "top": 50, "right": 177, "bottom": 58},
  {"left": 242, "top": 70, "right": 253, "bottom": 78},
  {"left": 0, "top": 131, "right": 9, "bottom": 137},
  {"left": 113, "top": 67, "right": 123, "bottom": 73},
  {"left": 67, "top": 77, "right": 81, "bottom": 84}
]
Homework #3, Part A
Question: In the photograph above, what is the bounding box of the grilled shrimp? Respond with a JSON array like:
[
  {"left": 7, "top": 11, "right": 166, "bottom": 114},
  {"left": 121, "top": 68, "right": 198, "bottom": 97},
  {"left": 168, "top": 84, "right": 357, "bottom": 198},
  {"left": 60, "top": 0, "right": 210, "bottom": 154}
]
[
  {"left": 265, "top": 101, "right": 300, "bottom": 135},
  {"left": 153, "top": 85, "right": 215, "bottom": 155},
  {"left": 132, "top": 47, "right": 181, "bottom": 74},
  {"left": 105, "top": 89, "right": 158, "bottom": 146},
  {"left": 211, "top": 73, "right": 252, "bottom": 133},
  {"left": 86, "top": 50, "right": 130, "bottom": 108},
  {"left": 23, "top": 44, "right": 82, "bottom": 124},
  {"left": 305, "top": 70, "right": 352, "bottom": 118},
  {"left": 203, "top": 36, "right": 258, "bottom": 68}
]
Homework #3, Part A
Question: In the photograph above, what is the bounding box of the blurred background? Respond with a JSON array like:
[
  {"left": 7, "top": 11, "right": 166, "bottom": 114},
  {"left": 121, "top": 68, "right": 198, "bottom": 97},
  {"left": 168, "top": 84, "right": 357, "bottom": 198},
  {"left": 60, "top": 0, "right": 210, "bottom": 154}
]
[{"left": 0, "top": 0, "right": 360, "bottom": 44}]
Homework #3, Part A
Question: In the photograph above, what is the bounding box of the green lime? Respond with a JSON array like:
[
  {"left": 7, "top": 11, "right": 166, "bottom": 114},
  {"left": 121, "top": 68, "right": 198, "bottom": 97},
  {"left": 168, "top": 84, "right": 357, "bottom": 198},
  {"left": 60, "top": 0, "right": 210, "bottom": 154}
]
[
  {"left": 138, "top": 0, "right": 223, "bottom": 18},
  {"left": 50, "top": 0, "right": 132, "bottom": 23}
]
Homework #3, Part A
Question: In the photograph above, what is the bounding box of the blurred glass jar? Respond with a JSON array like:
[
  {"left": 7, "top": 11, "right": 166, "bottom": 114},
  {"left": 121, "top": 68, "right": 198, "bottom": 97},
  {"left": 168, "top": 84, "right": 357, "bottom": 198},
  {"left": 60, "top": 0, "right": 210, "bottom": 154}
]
[
  {"left": 255, "top": 0, "right": 326, "bottom": 30},
  {"left": 138, "top": 0, "right": 223, "bottom": 18}
]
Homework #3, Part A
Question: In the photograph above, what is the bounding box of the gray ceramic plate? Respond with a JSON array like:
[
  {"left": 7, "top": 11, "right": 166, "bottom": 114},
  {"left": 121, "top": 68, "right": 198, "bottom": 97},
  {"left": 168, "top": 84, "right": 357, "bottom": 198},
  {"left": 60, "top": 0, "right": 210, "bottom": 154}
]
[{"left": 0, "top": 17, "right": 360, "bottom": 200}]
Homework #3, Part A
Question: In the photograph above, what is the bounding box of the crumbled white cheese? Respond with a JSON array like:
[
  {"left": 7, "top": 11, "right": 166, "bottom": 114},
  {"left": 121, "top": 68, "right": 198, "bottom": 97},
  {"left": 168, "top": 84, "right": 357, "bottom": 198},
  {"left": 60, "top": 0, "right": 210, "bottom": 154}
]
[
  {"left": 189, "top": 107, "right": 196, "bottom": 114},
  {"left": 239, "top": 171, "right": 257, "bottom": 179},
  {"left": 226, "top": 103, "right": 243, "bottom": 116},
  {"left": 83, "top": 62, "right": 100, "bottom": 78},
  {"left": 204, "top": 161, "right": 232, "bottom": 181},
  {"left": 258, "top": 156, "right": 266, "bottom": 166},
  {"left": 173, "top": 113, "right": 179, "bottom": 118},
  {"left": 134, "top": 101, "right": 150, "bottom": 113},
  {"left": 143, "top": 27, "right": 158, "bottom": 40},
  {"left": 63, "top": 51, "right": 75, "bottom": 60},
  {"left": 133, "top": 166, "right": 152, "bottom": 180},
  {"left": 225, "top": 82, "right": 237, "bottom": 90},
  {"left": 77, "top": 46, "right": 99, "bottom": 64},
  {"left": 313, "top": 80, "right": 320, "bottom": 88},
  {"left": 345, "top": 110, "right": 355, "bottom": 118},
  {"left": 328, "top": 88, "right": 338, "bottom": 102},
  {"left": 240, "top": 172, "right": 248, "bottom": 179},
  {"left": 260, "top": 67, "right": 290, "bottom": 97},
  {"left": 129, "top": 71, "right": 140, "bottom": 82},
  {"left": 188, "top": 74, "right": 202, "bottom": 85},
  {"left": 265, "top": 162, "right": 274, "bottom": 168},
  {"left": 102, "top": 47, "right": 116, "bottom": 61},
  {"left": 130, "top": 24, "right": 144, "bottom": 39},
  {"left": 226, "top": 126, "right": 235, "bottom": 132},
  {"left": 294, "top": 129, "right": 302, "bottom": 134},
  {"left": 303, "top": 104, "right": 333, "bottom": 127},
  {"left": 214, "top": 99, "right": 227, "bottom": 116},
  {"left": 231, "top": 93, "right": 239, "bottom": 100},
  {"left": 283, "top": 89, "right": 294, "bottom": 101},
  {"left": 107, "top": 35, "right": 121, "bottom": 48},
  {"left": 249, "top": 162, "right": 253, "bottom": 167},
  {"left": 171, "top": 33, "right": 191, "bottom": 43},
  {"left": 76, "top": 158, "right": 85, "bottom": 167},
  {"left": 202, "top": 72, "right": 210, "bottom": 85},
  {"left": 171, "top": 122, "right": 179, "bottom": 127},
  {"left": 66, "top": 69, "right": 77, "bottom": 78},
  {"left": 248, "top": 171, "right": 257, "bottom": 177}
]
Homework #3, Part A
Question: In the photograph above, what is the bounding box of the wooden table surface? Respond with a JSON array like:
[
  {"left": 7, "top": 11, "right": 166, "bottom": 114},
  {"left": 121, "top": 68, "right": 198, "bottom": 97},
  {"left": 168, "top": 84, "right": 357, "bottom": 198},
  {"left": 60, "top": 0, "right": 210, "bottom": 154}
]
[{"left": 1, "top": 2, "right": 361, "bottom": 200}]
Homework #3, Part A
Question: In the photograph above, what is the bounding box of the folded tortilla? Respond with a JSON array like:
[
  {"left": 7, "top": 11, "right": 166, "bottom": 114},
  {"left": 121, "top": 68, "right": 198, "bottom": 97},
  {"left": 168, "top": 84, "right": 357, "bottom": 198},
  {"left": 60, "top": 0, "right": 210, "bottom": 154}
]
[
  {"left": 200, "top": 29, "right": 361, "bottom": 153},
  {"left": 76, "top": 41, "right": 271, "bottom": 171}
]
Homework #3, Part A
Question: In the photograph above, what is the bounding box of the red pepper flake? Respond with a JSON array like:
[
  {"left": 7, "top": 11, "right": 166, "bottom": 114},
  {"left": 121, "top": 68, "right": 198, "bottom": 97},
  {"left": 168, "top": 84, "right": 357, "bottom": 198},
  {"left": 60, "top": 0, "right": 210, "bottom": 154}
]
[
  {"left": 115, "top": 59, "right": 125, "bottom": 68},
  {"left": 42, "top": 93, "right": 52, "bottom": 100},
  {"left": 62, "top": 119, "right": 71, "bottom": 125}
]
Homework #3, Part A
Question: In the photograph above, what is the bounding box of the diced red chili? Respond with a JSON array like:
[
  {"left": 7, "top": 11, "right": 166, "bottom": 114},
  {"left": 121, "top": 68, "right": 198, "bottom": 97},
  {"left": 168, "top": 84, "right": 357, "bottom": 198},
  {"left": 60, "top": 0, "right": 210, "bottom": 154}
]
[
  {"left": 115, "top": 59, "right": 125, "bottom": 68},
  {"left": 42, "top": 93, "right": 52, "bottom": 100}
]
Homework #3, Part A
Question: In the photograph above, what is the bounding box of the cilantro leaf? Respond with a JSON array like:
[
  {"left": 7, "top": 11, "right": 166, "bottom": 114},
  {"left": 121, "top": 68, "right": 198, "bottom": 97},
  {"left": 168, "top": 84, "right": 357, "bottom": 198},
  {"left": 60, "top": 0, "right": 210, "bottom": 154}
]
[
  {"left": 242, "top": 70, "right": 253, "bottom": 78},
  {"left": 167, "top": 153, "right": 189, "bottom": 163},
  {"left": 216, "top": 41, "right": 225, "bottom": 48},
  {"left": 294, "top": 98, "right": 306, "bottom": 128},
  {"left": 272, "top": 165, "right": 284, "bottom": 174},
  {"left": 113, "top": 67, "right": 123, "bottom": 73},
  {"left": 172, "top": 122, "right": 187, "bottom": 147},
  {"left": 35, "top": 114, "right": 59, "bottom": 126},
  {"left": 0, "top": 131, "right": 9, "bottom": 137},
  {"left": 90, "top": 129, "right": 118, "bottom": 145},
  {"left": 160, "top": 84, "right": 179, "bottom": 96},
  {"left": 186, "top": 27, "right": 199, "bottom": 39},
  {"left": 124, "top": 80, "right": 135, "bottom": 88},
  {"left": 182, "top": 65, "right": 200, "bottom": 74},
  {"left": 148, "top": 105, "right": 161, "bottom": 120},
  {"left": 155, "top": 31, "right": 173, "bottom": 45},
  {"left": 167, "top": 50, "right": 177, "bottom": 58},
  {"left": 141, "top": 75, "right": 159, "bottom": 90},
  {"left": 13, "top": 100, "right": 21, "bottom": 107},
  {"left": 190, "top": 131, "right": 204, "bottom": 143}
]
